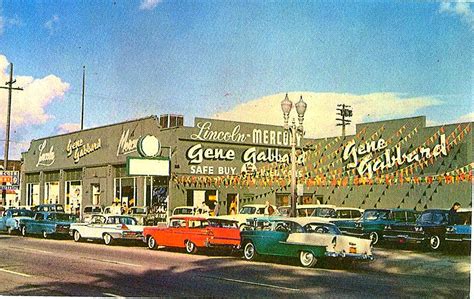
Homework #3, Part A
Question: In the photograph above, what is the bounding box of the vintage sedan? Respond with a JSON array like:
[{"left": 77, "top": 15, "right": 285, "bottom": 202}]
[
  {"left": 143, "top": 216, "right": 241, "bottom": 253},
  {"left": 0, "top": 208, "right": 35, "bottom": 234},
  {"left": 445, "top": 208, "right": 471, "bottom": 245},
  {"left": 216, "top": 204, "right": 280, "bottom": 227},
  {"left": 334, "top": 208, "right": 419, "bottom": 245},
  {"left": 21, "top": 211, "right": 76, "bottom": 238},
  {"left": 240, "top": 218, "right": 373, "bottom": 268},
  {"left": 70, "top": 214, "right": 143, "bottom": 245},
  {"left": 383, "top": 209, "right": 449, "bottom": 250}
]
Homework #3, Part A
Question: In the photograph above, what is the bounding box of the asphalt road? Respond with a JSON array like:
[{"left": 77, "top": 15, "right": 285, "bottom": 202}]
[{"left": 0, "top": 234, "right": 470, "bottom": 298}]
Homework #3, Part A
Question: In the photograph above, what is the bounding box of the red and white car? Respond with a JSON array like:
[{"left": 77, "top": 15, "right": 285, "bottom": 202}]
[{"left": 143, "top": 216, "right": 241, "bottom": 254}]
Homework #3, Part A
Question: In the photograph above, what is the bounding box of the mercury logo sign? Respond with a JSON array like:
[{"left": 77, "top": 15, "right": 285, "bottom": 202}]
[{"left": 138, "top": 135, "right": 161, "bottom": 157}]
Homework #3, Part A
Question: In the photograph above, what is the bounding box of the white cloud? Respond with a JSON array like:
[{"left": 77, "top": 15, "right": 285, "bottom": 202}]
[
  {"left": 0, "top": 54, "right": 70, "bottom": 131},
  {"left": 44, "top": 15, "right": 60, "bottom": 34},
  {"left": 56, "top": 123, "right": 81, "bottom": 134},
  {"left": 0, "top": 14, "right": 23, "bottom": 35},
  {"left": 212, "top": 92, "right": 443, "bottom": 138},
  {"left": 456, "top": 112, "right": 474, "bottom": 123},
  {"left": 439, "top": 1, "right": 474, "bottom": 31},
  {"left": 139, "top": 0, "right": 163, "bottom": 10}
]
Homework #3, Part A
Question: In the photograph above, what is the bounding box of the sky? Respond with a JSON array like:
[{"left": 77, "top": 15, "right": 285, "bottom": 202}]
[{"left": 0, "top": 0, "right": 472, "bottom": 159}]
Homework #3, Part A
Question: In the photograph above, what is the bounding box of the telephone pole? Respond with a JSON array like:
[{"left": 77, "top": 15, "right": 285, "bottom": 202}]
[
  {"left": 0, "top": 63, "right": 23, "bottom": 206},
  {"left": 81, "top": 66, "right": 85, "bottom": 130},
  {"left": 336, "top": 104, "right": 352, "bottom": 138}
]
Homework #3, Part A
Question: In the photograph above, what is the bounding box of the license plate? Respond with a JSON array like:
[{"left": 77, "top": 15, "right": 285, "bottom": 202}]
[{"left": 349, "top": 247, "right": 357, "bottom": 254}]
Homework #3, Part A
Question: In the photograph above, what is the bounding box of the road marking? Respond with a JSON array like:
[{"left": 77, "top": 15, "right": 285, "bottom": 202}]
[
  {"left": 103, "top": 292, "right": 125, "bottom": 298},
  {"left": 8, "top": 246, "right": 53, "bottom": 254},
  {"left": 83, "top": 257, "right": 142, "bottom": 268},
  {"left": 0, "top": 268, "right": 32, "bottom": 278},
  {"left": 199, "top": 274, "right": 299, "bottom": 291}
]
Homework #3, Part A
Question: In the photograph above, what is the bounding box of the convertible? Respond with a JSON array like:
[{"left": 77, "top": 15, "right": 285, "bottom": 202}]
[
  {"left": 69, "top": 214, "right": 144, "bottom": 245},
  {"left": 241, "top": 218, "right": 373, "bottom": 267},
  {"left": 143, "top": 216, "right": 241, "bottom": 253}
]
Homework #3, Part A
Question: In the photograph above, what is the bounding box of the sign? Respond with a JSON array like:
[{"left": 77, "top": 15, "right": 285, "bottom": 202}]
[
  {"left": 0, "top": 171, "right": 20, "bottom": 185},
  {"left": 0, "top": 185, "right": 19, "bottom": 191},
  {"left": 343, "top": 134, "right": 448, "bottom": 178},
  {"left": 66, "top": 138, "right": 102, "bottom": 163},
  {"left": 36, "top": 140, "right": 55, "bottom": 167},
  {"left": 138, "top": 135, "right": 161, "bottom": 157},
  {"left": 127, "top": 157, "right": 170, "bottom": 176},
  {"left": 117, "top": 129, "right": 141, "bottom": 156}
]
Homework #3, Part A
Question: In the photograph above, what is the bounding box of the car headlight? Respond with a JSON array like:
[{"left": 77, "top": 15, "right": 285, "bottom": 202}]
[
  {"left": 446, "top": 227, "right": 455, "bottom": 233},
  {"left": 385, "top": 225, "right": 391, "bottom": 230},
  {"left": 415, "top": 227, "right": 423, "bottom": 232}
]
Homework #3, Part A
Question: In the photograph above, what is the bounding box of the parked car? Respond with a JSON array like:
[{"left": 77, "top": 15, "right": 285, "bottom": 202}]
[
  {"left": 171, "top": 206, "right": 209, "bottom": 217},
  {"left": 21, "top": 211, "right": 76, "bottom": 238},
  {"left": 82, "top": 205, "right": 103, "bottom": 222},
  {"left": 0, "top": 208, "right": 35, "bottom": 234},
  {"left": 240, "top": 218, "right": 373, "bottom": 268},
  {"left": 334, "top": 208, "right": 420, "bottom": 245},
  {"left": 70, "top": 214, "right": 143, "bottom": 245},
  {"left": 295, "top": 205, "right": 364, "bottom": 223},
  {"left": 128, "top": 206, "right": 148, "bottom": 225},
  {"left": 383, "top": 209, "right": 450, "bottom": 250},
  {"left": 31, "top": 204, "right": 65, "bottom": 213},
  {"left": 216, "top": 204, "right": 280, "bottom": 227},
  {"left": 445, "top": 208, "right": 471, "bottom": 245},
  {"left": 143, "top": 216, "right": 241, "bottom": 253}
]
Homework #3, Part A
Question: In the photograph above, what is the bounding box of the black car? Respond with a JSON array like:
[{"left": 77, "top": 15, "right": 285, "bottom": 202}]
[
  {"left": 333, "top": 208, "right": 419, "bottom": 245},
  {"left": 383, "top": 209, "right": 449, "bottom": 250}
]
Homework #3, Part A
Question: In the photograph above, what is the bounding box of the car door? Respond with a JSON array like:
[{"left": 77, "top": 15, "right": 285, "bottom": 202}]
[{"left": 0, "top": 210, "right": 9, "bottom": 231}]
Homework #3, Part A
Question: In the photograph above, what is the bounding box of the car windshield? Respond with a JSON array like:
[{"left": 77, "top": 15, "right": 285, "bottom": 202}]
[
  {"left": 107, "top": 216, "right": 137, "bottom": 225},
  {"left": 312, "top": 208, "right": 336, "bottom": 218},
  {"left": 297, "top": 208, "right": 316, "bottom": 217},
  {"left": 11, "top": 210, "right": 35, "bottom": 217},
  {"left": 131, "top": 208, "right": 146, "bottom": 214},
  {"left": 55, "top": 213, "right": 75, "bottom": 221},
  {"left": 173, "top": 208, "right": 194, "bottom": 215},
  {"left": 239, "top": 207, "right": 256, "bottom": 214},
  {"left": 84, "top": 207, "right": 102, "bottom": 213},
  {"left": 336, "top": 209, "right": 358, "bottom": 219},
  {"left": 304, "top": 223, "right": 341, "bottom": 235},
  {"left": 364, "top": 210, "right": 389, "bottom": 221}
]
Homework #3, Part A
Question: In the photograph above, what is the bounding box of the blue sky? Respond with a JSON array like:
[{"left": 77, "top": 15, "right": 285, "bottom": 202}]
[{"left": 0, "top": 0, "right": 472, "bottom": 158}]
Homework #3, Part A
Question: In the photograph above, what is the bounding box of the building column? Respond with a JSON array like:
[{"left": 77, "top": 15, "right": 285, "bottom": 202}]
[
  {"left": 39, "top": 171, "right": 45, "bottom": 204},
  {"left": 59, "top": 169, "right": 65, "bottom": 206},
  {"left": 106, "top": 165, "right": 114, "bottom": 206},
  {"left": 137, "top": 176, "right": 145, "bottom": 207}
]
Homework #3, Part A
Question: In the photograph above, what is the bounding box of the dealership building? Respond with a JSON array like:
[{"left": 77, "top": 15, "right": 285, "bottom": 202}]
[{"left": 20, "top": 114, "right": 473, "bottom": 218}]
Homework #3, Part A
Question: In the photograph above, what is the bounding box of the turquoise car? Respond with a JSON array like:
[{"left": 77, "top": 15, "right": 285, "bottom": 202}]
[
  {"left": 0, "top": 208, "right": 35, "bottom": 234},
  {"left": 241, "top": 218, "right": 373, "bottom": 268},
  {"left": 21, "top": 211, "right": 76, "bottom": 238}
]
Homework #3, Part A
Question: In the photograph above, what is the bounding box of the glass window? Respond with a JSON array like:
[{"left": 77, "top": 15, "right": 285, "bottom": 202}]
[
  {"left": 336, "top": 210, "right": 352, "bottom": 219},
  {"left": 169, "top": 219, "right": 186, "bottom": 228},
  {"left": 304, "top": 223, "right": 341, "bottom": 235},
  {"left": 239, "top": 207, "right": 256, "bottom": 214},
  {"left": 188, "top": 220, "right": 208, "bottom": 228},
  {"left": 433, "top": 212, "right": 447, "bottom": 224},
  {"left": 44, "top": 182, "right": 60, "bottom": 204},
  {"left": 27, "top": 183, "right": 40, "bottom": 206},
  {"left": 91, "top": 215, "right": 106, "bottom": 224},
  {"left": 35, "top": 213, "right": 44, "bottom": 220},
  {"left": 65, "top": 181, "right": 82, "bottom": 214},
  {"left": 419, "top": 212, "right": 432, "bottom": 223},
  {"left": 364, "top": 210, "right": 389, "bottom": 221},
  {"left": 208, "top": 219, "right": 238, "bottom": 228}
]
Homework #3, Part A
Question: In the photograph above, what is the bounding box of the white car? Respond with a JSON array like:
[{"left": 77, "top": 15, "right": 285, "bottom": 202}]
[
  {"left": 82, "top": 205, "right": 103, "bottom": 223},
  {"left": 171, "top": 206, "right": 209, "bottom": 217},
  {"left": 217, "top": 204, "right": 280, "bottom": 227},
  {"left": 295, "top": 205, "right": 364, "bottom": 224},
  {"left": 70, "top": 214, "right": 144, "bottom": 245}
]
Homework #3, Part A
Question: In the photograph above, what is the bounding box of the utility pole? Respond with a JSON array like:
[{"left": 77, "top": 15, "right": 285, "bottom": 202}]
[
  {"left": 336, "top": 104, "right": 352, "bottom": 138},
  {"left": 0, "top": 63, "right": 23, "bottom": 206},
  {"left": 80, "top": 66, "right": 85, "bottom": 130}
]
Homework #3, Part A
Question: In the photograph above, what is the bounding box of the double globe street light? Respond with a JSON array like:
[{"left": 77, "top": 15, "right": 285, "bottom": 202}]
[{"left": 281, "top": 93, "right": 307, "bottom": 218}]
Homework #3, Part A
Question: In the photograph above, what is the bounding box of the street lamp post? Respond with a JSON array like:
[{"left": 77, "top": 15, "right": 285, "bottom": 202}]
[{"left": 281, "top": 93, "right": 307, "bottom": 218}]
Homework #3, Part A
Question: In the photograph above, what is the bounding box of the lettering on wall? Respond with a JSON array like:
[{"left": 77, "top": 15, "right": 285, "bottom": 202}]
[
  {"left": 36, "top": 140, "right": 55, "bottom": 167},
  {"left": 66, "top": 138, "right": 102, "bottom": 164},
  {"left": 117, "top": 129, "right": 140, "bottom": 156},
  {"left": 343, "top": 134, "right": 448, "bottom": 178},
  {"left": 191, "top": 121, "right": 247, "bottom": 143}
]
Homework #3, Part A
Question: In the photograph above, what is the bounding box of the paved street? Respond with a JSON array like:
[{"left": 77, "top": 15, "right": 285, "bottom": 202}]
[{"left": 0, "top": 233, "right": 470, "bottom": 298}]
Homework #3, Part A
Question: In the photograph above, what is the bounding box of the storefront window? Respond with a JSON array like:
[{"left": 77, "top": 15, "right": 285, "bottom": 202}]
[
  {"left": 44, "top": 182, "right": 59, "bottom": 204},
  {"left": 26, "top": 183, "right": 40, "bottom": 206},
  {"left": 276, "top": 194, "right": 316, "bottom": 207},
  {"left": 114, "top": 177, "right": 136, "bottom": 213},
  {"left": 65, "top": 181, "right": 82, "bottom": 214}
]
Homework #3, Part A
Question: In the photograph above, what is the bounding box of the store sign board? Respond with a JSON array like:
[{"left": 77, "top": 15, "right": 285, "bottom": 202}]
[
  {"left": 343, "top": 134, "right": 448, "bottom": 178},
  {"left": 36, "top": 140, "right": 55, "bottom": 167},
  {"left": 127, "top": 157, "right": 170, "bottom": 176},
  {"left": 0, "top": 171, "right": 20, "bottom": 185},
  {"left": 117, "top": 129, "right": 141, "bottom": 156}
]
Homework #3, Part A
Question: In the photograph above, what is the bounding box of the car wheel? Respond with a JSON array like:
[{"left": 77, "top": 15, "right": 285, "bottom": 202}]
[
  {"left": 73, "top": 230, "right": 81, "bottom": 242},
  {"left": 243, "top": 241, "right": 257, "bottom": 261},
  {"left": 21, "top": 226, "right": 27, "bottom": 237},
  {"left": 300, "top": 251, "right": 318, "bottom": 268},
  {"left": 429, "top": 235, "right": 441, "bottom": 250},
  {"left": 103, "top": 233, "right": 114, "bottom": 245},
  {"left": 369, "top": 231, "right": 379, "bottom": 245},
  {"left": 185, "top": 240, "right": 197, "bottom": 254},
  {"left": 147, "top": 236, "right": 157, "bottom": 250},
  {"left": 42, "top": 231, "right": 48, "bottom": 239}
]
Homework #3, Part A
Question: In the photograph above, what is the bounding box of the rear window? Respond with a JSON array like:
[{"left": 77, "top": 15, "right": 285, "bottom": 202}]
[{"left": 173, "top": 208, "right": 194, "bottom": 215}]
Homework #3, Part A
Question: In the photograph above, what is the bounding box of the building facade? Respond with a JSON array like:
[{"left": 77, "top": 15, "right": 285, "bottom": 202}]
[{"left": 20, "top": 115, "right": 473, "bottom": 217}]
